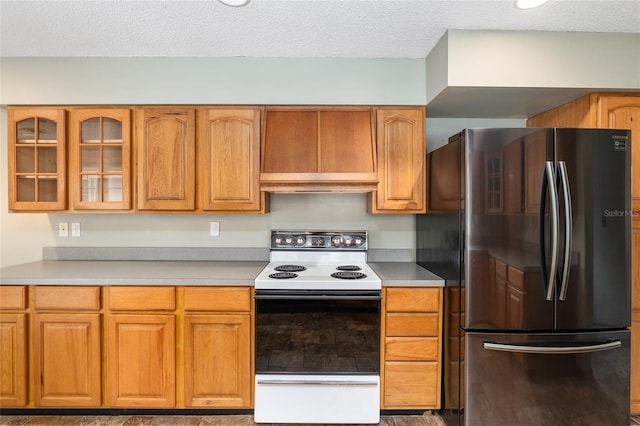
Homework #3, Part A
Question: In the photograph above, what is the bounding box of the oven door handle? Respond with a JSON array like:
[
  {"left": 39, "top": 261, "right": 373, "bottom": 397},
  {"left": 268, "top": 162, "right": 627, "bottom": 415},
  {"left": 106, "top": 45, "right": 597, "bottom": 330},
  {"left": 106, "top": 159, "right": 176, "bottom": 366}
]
[
  {"left": 254, "top": 291, "right": 381, "bottom": 301},
  {"left": 256, "top": 379, "right": 379, "bottom": 386}
]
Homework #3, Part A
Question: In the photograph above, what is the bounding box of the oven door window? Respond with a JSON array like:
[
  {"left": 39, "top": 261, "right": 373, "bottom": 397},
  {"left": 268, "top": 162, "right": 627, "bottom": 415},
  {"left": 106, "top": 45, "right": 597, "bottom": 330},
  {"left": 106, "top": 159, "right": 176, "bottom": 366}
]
[{"left": 255, "top": 292, "right": 380, "bottom": 375}]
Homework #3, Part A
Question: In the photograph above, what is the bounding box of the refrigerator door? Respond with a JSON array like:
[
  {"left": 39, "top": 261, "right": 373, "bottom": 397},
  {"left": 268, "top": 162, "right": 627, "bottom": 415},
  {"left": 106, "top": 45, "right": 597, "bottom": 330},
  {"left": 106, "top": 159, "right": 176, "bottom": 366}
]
[
  {"left": 465, "top": 330, "right": 630, "bottom": 426},
  {"left": 464, "top": 128, "right": 555, "bottom": 331},
  {"left": 554, "top": 128, "right": 632, "bottom": 330}
]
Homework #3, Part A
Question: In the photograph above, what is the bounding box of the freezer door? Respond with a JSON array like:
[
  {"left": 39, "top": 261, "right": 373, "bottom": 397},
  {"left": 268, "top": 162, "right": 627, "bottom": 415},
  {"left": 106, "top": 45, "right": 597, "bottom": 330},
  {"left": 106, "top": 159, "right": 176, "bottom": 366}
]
[
  {"left": 465, "top": 331, "right": 630, "bottom": 426},
  {"left": 554, "top": 128, "right": 631, "bottom": 330}
]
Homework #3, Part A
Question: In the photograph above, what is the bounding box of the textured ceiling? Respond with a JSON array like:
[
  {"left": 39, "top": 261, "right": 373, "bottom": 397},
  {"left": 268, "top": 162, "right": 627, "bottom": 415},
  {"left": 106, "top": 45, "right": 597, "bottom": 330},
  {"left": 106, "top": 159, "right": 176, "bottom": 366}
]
[{"left": 1, "top": 0, "right": 639, "bottom": 58}]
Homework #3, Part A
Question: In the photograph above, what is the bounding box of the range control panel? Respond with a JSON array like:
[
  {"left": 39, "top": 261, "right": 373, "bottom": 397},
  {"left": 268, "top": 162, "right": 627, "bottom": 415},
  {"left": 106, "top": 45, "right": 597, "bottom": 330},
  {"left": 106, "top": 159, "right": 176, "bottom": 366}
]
[{"left": 270, "top": 230, "right": 368, "bottom": 250}]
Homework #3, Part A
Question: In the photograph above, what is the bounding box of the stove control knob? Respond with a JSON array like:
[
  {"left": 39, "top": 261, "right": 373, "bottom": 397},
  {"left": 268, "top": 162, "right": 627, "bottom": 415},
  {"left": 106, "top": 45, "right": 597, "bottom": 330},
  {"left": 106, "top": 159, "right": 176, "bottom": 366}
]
[
  {"left": 275, "top": 237, "right": 283, "bottom": 244},
  {"left": 354, "top": 238, "right": 363, "bottom": 246},
  {"left": 296, "top": 237, "right": 306, "bottom": 246},
  {"left": 344, "top": 236, "right": 352, "bottom": 246},
  {"left": 285, "top": 237, "right": 293, "bottom": 245},
  {"left": 332, "top": 236, "right": 342, "bottom": 247}
]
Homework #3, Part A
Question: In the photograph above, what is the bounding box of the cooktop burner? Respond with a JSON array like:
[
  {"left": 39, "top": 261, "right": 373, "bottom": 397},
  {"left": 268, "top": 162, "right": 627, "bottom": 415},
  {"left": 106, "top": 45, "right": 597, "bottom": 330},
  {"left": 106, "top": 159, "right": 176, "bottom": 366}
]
[
  {"left": 269, "top": 272, "right": 298, "bottom": 279},
  {"left": 336, "top": 265, "right": 362, "bottom": 271},
  {"left": 274, "top": 265, "right": 307, "bottom": 272},
  {"left": 331, "top": 271, "right": 367, "bottom": 280}
]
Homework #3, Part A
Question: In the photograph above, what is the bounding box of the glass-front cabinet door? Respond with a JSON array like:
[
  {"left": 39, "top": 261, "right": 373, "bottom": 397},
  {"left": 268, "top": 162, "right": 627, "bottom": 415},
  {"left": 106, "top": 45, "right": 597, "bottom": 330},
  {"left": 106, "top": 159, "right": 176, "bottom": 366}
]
[
  {"left": 8, "top": 108, "right": 66, "bottom": 211},
  {"left": 69, "top": 108, "right": 131, "bottom": 210}
]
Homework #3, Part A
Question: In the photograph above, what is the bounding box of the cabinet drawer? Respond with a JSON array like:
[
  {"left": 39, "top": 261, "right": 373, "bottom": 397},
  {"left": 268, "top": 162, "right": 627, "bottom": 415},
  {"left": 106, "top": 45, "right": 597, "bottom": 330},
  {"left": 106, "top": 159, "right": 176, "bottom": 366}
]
[
  {"left": 383, "top": 361, "right": 439, "bottom": 408},
  {"left": 495, "top": 259, "right": 507, "bottom": 279},
  {"left": 386, "top": 313, "right": 439, "bottom": 337},
  {"left": 508, "top": 266, "right": 525, "bottom": 292},
  {"left": 184, "top": 287, "right": 251, "bottom": 312},
  {"left": 0, "top": 286, "right": 27, "bottom": 310},
  {"left": 385, "top": 337, "right": 439, "bottom": 361},
  {"left": 35, "top": 286, "right": 100, "bottom": 311},
  {"left": 386, "top": 288, "right": 440, "bottom": 312},
  {"left": 108, "top": 286, "right": 175, "bottom": 311}
]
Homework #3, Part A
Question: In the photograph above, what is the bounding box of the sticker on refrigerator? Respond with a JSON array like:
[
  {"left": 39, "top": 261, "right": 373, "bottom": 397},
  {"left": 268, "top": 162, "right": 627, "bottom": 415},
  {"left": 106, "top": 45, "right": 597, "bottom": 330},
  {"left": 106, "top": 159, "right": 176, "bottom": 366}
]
[{"left": 612, "top": 136, "right": 627, "bottom": 151}]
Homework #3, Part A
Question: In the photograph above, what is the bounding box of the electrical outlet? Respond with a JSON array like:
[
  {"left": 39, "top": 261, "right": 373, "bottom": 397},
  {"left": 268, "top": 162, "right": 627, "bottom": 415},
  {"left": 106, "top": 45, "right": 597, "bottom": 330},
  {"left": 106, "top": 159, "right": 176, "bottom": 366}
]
[
  {"left": 210, "top": 221, "right": 220, "bottom": 237},
  {"left": 71, "top": 222, "right": 81, "bottom": 237},
  {"left": 58, "top": 222, "right": 68, "bottom": 237}
]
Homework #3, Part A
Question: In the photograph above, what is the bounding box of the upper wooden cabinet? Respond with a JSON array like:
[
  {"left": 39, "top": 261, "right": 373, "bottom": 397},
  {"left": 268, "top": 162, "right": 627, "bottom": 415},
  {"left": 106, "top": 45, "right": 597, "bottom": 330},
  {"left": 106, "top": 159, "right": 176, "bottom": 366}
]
[
  {"left": 369, "top": 108, "right": 426, "bottom": 213},
  {"left": 528, "top": 93, "right": 640, "bottom": 201},
  {"left": 136, "top": 107, "right": 196, "bottom": 211},
  {"left": 428, "top": 132, "right": 463, "bottom": 212},
  {"left": 260, "top": 107, "right": 378, "bottom": 191},
  {"left": 69, "top": 108, "right": 132, "bottom": 210},
  {"left": 198, "top": 108, "right": 266, "bottom": 213},
  {"left": 7, "top": 108, "right": 66, "bottom": 211}
]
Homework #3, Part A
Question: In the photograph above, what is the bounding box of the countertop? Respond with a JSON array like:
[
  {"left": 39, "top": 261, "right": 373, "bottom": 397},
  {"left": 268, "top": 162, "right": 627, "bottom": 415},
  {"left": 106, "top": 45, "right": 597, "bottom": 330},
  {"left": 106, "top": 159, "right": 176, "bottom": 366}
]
[
  {"left": 0, "top": 260, "right": 444, "bottom": 287},
  {"left": 369, "top": 262, "right": 444, "bottom": 287},
  {"left": 0, "top": 260, "right": 268, "bottom": 286}
]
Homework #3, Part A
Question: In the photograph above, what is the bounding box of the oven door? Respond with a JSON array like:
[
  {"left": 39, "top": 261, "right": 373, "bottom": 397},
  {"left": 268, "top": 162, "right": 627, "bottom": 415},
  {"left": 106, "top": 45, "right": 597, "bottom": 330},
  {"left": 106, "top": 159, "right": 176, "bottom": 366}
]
[
  {"left": 255, "top": 289, "right": 381, "bottom": 375},
  {"left": 254, "top": 290, "right": 381, "bottom": 424}
]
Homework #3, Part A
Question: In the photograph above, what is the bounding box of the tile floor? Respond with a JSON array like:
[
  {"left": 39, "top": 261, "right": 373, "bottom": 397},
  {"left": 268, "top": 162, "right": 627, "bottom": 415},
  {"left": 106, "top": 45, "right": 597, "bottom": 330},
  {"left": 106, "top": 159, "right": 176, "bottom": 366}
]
[
  {"left": 0, "top": 413, "right": 448, "bottom": 426},
  {"left": 0, "top": 414, "right": 637, "bottom": 425}
]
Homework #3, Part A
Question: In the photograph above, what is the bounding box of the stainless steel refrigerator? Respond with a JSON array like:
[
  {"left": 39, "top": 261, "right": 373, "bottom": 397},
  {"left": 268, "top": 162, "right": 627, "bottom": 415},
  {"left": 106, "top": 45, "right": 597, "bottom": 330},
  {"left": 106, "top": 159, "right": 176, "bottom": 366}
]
[{"left": 417, "top": 128, "right": 632, "bottom": 425}]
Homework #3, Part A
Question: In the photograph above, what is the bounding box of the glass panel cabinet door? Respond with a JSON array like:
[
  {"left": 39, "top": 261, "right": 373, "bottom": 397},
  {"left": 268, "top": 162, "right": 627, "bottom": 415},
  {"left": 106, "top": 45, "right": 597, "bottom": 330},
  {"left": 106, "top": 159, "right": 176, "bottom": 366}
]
[
  {"left": 7, "top": 108, "right": 66, "bottom": 211},
  {"left": 69, "top": 108, "right": 131, "bottom": 210}
]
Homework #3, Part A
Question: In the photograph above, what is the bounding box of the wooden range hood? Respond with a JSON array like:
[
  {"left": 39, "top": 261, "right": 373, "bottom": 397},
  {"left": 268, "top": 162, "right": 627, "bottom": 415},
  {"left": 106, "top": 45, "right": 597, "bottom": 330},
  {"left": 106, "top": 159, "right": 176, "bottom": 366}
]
[{"left": 260, "top": 107, "right": 379, "bottom": 192}]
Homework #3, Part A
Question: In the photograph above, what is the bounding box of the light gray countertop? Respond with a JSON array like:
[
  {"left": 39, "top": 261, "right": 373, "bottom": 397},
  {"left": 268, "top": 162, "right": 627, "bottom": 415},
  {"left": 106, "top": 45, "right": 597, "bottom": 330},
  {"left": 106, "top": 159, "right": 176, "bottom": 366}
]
[
  {"left": 0, "top": 260, "right": 268, "bottom": 286},
  {"left": 369, "top": 262, "right": 444, "bottom": 287},
  {"left": 0, "top": 260, "right": 444, "bottom": 287}
]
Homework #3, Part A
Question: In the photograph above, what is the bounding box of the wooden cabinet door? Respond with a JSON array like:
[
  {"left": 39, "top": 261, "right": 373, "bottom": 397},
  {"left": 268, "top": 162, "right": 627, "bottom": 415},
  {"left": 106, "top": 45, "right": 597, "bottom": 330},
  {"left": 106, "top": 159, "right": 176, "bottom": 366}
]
[
  {"left": 69, "top": 108, "right": 132, "bottom": 210},
  {"left": 372, "top": 108, "right": 425, "bottom": 213},
  {"left": 107, "top": 314, "right": 175, "bottom": 407},
  {"left": 0, "top": 313, "right": 27, "bottom": 407},
  {"left": 428, "top": 134, "right": 461, "bottom": 212},
  {"left": 198, "top": 108, "right": 263, "bottom": 212},
  {"left": 7, "top": 108, "right": 66, "bottom": 211},
  {"left": 596, "top": 95, "right": 640, "bottom": 201},
  {"left": 184, "top": 314, "right": 251, "bottom": 408},
  {"left": 136, "top": 108, "right": 196, "bottom": 210},
  {"left": 33, "top": 313, "right": 101, "bottom": 406}
]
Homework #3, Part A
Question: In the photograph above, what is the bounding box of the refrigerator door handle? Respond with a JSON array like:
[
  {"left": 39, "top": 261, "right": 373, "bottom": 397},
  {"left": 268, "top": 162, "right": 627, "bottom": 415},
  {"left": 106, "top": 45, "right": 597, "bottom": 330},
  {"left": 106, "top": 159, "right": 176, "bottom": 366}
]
[
  {"left": 483, "top": 339, "right": 622, "bottom": 354},
  {"left": 539, "top": 161, "right": 559, "bottom": 302},
  {"left": 557, "top": 161, "right": 573, "bottom": 301}
]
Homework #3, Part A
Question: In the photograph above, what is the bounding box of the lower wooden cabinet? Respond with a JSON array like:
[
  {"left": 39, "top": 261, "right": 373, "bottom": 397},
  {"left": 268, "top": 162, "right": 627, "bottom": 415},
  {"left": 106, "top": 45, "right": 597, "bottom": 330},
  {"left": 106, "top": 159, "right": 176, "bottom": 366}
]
[
  {"left": 33, "top": 286, "right": 102, "bottom": 407},
  {"left": 382, "top": 287, "right": 442, "bottom": 409},
  {"left": 184, "top": 314, "right": 251, "bottom": 407},
  {"left": 106, "top": 286, "right": 176, "bottom": 407},
  {"left": 33, "top": 313, "right": 101, "bottom": 406},
  {"left": 384, "top": 362, "right": 439, "bottom": 407},
  {"left": 0, "top": 313, "right": 27, "bottom": 407},
  {"left": 107, "top": 314, "right": 176, "bottom": 407},
  {"left": 183, "top": 287, "right": 252, "bottom": 408}
]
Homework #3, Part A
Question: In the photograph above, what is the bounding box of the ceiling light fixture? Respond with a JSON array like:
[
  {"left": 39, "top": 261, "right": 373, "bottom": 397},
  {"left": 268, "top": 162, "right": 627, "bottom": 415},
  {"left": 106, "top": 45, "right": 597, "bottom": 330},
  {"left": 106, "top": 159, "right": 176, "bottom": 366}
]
[
  {"left": 218, "top": 0, "right": 250, "bottom": 6},
  {"left": 515, "top": 0, "right": 550, "bottom": 9}
]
